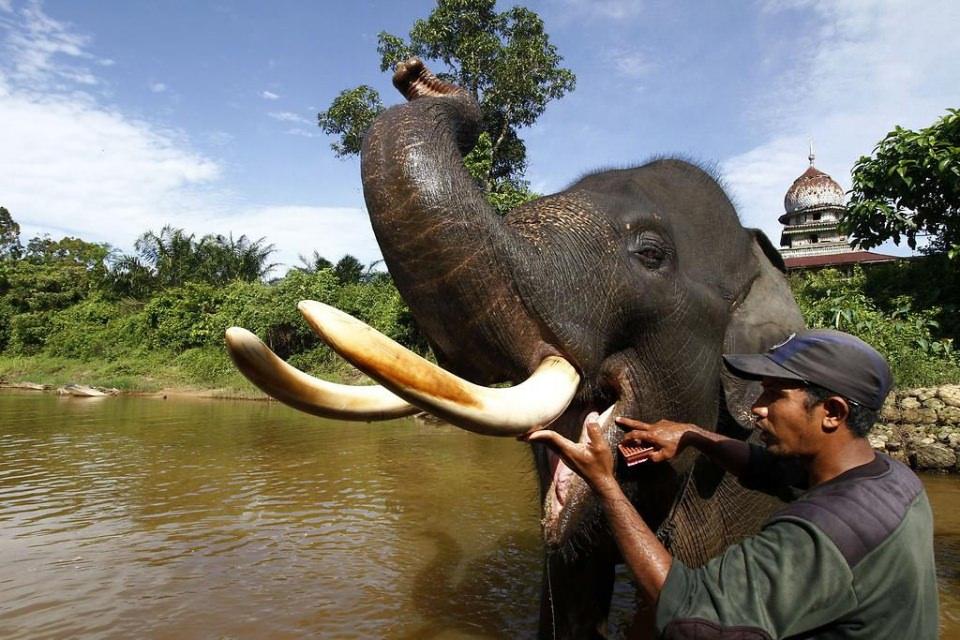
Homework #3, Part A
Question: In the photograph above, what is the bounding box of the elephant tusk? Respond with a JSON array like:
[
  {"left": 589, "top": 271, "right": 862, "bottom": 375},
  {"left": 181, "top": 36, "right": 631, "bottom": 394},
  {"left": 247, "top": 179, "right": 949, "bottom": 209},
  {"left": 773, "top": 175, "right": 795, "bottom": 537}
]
[
  {"left": 225, "top": 327, "right": 418, "bottom": 420},
  {"left": 297, "top": 301, "right": 581, "bottom": 436}
]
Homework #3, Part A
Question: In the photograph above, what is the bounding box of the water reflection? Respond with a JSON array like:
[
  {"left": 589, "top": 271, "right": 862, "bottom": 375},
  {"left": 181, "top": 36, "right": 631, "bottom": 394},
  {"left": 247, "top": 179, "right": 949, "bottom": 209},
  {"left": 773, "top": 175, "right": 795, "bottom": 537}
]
[{"left": 0, "top": 391, "right": 957, "bottom": 638}]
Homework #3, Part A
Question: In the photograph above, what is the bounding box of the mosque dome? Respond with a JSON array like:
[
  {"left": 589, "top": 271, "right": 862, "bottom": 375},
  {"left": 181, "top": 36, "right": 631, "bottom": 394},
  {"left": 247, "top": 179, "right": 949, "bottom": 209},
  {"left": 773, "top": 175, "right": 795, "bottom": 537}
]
[{"left": 783, "top": 158, "right": 845, "bottom": 214}]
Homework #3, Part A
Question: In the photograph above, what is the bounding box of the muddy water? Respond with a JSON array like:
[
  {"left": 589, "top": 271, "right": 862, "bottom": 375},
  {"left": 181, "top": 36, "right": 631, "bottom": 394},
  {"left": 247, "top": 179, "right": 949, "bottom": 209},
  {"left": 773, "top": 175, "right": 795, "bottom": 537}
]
[{"left": 0, "top": 391, "right": 956, "bottom": 638}]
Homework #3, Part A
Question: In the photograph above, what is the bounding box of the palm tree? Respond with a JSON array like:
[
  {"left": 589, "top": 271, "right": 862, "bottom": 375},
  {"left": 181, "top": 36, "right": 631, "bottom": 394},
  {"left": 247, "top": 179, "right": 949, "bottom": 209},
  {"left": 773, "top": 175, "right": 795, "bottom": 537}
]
[
  {"left": 135, "top": 225, "right": 199, "bottom": 287},
  {"left": 134, "top": 226, "right": 277, "bottom": 286},
  {"left": 296, "top": 250, "right": 334, "bottom": 273}
]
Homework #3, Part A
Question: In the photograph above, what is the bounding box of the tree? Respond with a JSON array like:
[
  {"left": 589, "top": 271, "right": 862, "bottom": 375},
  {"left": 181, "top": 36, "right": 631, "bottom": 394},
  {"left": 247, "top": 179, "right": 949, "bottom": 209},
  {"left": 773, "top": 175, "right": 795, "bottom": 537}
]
[
  {"left": 845, "top": 108, "right": 960, "bottom": 258},
  {"left": 0, "top": 207, "right": 22, "bottom": 260},
  {"left": 316, "top": 86, "right": 384, "bottom": 158},
  {"left": 128, "top": 225, "right": 277, "bottom": 290},
  {"left": 23, "top": 234, "right": 110, "bottom": 269},
  {"left": 102, "top": 254, "right": 156, "bottom": 300},
  {"left": 135, "top": 225, "right": 200, "bottom": 288},
  {"left": 333, "top": 254, "right": 364, "bottom": 285},
  {"left": 194, "top": 233, "right": 277, "bottom": 284},
  {"left": 317, "top": 0, "right": 574, "bottom": 196},
  {"left": 297, "top": 250, "right": 334, "bottom": 273}
]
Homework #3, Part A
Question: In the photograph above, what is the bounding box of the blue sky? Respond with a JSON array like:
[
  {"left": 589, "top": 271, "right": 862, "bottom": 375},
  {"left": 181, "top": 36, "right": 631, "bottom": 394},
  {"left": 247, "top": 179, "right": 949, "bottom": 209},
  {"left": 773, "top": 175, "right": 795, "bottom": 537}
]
[{"left": 1, "top": 0, "right": 958, "bottom": 272}]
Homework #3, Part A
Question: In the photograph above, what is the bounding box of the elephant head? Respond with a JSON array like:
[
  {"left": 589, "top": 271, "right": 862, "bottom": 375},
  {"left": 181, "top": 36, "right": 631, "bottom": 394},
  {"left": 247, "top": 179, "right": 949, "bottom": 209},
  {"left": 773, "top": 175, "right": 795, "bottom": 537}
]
[{"left": 226, "top": 59, "right": 804, "bottom": 638}]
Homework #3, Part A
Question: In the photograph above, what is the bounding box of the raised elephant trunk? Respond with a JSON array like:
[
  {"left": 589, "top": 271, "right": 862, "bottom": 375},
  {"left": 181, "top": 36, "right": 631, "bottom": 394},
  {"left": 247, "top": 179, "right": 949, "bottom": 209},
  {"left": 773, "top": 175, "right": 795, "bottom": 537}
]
[{"left": 361, "top": 59, "right": 545, "bottom": 384}]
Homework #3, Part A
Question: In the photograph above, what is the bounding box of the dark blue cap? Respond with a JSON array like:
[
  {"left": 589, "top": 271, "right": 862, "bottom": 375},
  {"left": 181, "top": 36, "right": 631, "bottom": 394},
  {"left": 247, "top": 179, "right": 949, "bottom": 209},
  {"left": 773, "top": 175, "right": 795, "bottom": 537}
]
[{"left": 723, "top": 329, "right": 893, "bottom": 410}]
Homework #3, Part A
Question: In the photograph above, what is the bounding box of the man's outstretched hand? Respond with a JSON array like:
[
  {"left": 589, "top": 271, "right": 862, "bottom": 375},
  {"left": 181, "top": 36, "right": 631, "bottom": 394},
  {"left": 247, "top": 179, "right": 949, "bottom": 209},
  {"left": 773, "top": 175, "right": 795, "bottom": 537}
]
[
  {"left": 615, "top": 417, "right": 701, "bottom": 463},
  {"left": 522, "top": 412, "right": 617, "bottom": 494}
]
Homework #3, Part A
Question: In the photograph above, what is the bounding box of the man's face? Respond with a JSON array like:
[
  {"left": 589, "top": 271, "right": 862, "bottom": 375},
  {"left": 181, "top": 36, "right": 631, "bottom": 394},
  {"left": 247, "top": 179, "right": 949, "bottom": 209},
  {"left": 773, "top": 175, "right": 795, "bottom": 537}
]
[{"left": 751, "top": 377, "right": 823, "bottom": 456}]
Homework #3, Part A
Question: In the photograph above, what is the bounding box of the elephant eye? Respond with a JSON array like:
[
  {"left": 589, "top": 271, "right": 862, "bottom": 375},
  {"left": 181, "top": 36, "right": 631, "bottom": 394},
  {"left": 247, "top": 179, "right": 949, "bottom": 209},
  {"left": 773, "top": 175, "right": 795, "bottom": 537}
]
[{"left": 630, "top": 233, "right": 669, "bottom": 269}]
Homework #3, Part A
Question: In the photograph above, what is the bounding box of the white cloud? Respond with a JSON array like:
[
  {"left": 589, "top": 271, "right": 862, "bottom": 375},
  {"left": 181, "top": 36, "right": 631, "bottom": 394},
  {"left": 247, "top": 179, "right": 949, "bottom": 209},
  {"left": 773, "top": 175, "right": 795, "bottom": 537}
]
[
  {"left": 608, "top": 47, "right": 655, "bottom": 79},
  {"left": 0, "top": 2, "right": 382, "bottom": 268},
  {"left": 268, "top": 110, "right": 309, "bottom": 124},
  {"left": 2, "top": 0, "right": 108, "bottom": 88},
  {"left": 0, "top": 0, "right": 13, "bottom": 13},
  {"left": 284, "top": 127, "right": 319, "bottom": 138},
  {"left": 1, "top": 90, "right": 222, "bottom": 241},
  {"left": 260, "top": 90, "right": 279, "bottom": 100},
  {"left": 149, "top": 81, "right": 166, "bottom": 93},
  {"left": 722, "top": 0, "right": 960, "bottom": 253},
  {"left": 551, "top": 0, "right": 642, "bottom": 21}
]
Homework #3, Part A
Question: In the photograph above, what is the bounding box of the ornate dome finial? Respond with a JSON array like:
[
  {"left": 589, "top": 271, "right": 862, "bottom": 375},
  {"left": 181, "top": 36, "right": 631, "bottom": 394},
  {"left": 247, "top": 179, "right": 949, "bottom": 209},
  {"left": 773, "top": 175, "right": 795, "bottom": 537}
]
[{"left": 808, "top": 139, "right": 815, "bottom": 167}]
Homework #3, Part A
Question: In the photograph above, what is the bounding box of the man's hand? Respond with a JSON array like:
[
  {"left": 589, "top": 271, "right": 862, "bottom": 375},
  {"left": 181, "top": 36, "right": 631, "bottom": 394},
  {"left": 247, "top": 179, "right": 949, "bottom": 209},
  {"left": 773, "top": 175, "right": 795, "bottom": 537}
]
[
  {"left": 527, "top": 414, "right": 675, "bottom": 605},
  {"left": 522, "top": 412, "right": 617, "bottom": 494},
  {"left": 615, "top": 417, "right": 702, "bottom": 463}
]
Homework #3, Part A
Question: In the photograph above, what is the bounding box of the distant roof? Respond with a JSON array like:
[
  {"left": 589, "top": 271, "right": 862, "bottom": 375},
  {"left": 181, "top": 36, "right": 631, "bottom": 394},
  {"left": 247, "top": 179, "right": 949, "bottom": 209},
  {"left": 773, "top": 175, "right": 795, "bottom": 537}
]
[{"left": 783, "top": 251, "right": 898, "bottom": 270}]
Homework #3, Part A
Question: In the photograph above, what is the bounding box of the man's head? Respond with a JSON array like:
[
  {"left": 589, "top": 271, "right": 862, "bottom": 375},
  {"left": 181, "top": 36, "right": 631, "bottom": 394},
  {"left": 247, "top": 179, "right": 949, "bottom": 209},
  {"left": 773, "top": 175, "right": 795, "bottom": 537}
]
[{"left": 722, "top": 330, "right": 892, "bottom": 453}]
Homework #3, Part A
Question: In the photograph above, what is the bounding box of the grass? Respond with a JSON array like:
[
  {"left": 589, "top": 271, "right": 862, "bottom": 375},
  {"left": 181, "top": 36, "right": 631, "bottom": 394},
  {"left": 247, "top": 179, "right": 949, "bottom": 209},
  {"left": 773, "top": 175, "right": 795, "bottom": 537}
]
[{"left": 0, "top": 346, "right": 377, "bottom": 397}]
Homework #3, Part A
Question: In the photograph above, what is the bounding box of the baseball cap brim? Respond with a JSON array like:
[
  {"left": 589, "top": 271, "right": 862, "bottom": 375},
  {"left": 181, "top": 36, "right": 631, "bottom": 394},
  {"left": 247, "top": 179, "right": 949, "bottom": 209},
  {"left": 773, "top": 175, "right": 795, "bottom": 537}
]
[{"left": 722, "top": 354, "right": 807, "bottom": 382}]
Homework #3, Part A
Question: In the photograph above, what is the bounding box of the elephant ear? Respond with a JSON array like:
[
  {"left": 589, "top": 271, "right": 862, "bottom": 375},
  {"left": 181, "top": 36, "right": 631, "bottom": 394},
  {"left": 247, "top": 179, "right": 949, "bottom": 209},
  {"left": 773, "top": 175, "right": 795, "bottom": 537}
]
[{"left": 721, "top": 229, "right": 805, "bottom": 430}]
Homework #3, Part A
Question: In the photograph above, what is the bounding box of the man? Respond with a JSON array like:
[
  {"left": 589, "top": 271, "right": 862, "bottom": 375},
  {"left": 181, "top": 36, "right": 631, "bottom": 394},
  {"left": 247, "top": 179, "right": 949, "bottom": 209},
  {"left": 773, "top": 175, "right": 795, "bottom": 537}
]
[{"left": 525, "top": 329, "right": 938, "bottom": 639}]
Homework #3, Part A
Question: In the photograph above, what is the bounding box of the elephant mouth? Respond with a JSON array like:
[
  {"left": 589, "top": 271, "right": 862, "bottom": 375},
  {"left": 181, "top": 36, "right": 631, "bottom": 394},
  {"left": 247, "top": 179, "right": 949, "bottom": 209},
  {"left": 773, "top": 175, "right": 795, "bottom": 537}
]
[{"left": 540, "top": 395, "right": 640, "bottom": 550}]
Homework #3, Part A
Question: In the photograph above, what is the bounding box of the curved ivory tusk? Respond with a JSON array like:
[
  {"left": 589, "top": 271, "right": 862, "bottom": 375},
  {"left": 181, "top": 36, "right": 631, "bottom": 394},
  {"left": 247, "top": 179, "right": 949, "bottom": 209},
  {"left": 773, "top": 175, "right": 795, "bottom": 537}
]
[
  {"left": 297, "top": 301, "right": 581, "bottom": 436},
  {"left": 225, "top": 327, "right": 418, "bottom": 421}
]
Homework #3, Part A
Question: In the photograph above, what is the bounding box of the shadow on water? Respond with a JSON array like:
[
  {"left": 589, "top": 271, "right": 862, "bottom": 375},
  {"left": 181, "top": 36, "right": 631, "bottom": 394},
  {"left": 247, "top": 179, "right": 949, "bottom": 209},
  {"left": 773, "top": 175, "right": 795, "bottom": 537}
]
[{"left": 398, "top": 528, "right": 541, "bottom": 639}]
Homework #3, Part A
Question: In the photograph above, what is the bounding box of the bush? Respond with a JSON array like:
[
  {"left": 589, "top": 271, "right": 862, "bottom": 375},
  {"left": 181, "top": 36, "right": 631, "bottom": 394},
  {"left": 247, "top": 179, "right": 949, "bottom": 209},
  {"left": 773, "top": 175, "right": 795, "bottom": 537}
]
[
  {"left": 209, "top": 269, "right": 341, "bottom": 358},
  {"left": 45, "top": 297, "right": 118, "bottom": 359},
  {"left": 335, "top": 279, "right": 421, "bottom": 347},
  {"left": 790, "top": 268, "right": 960, "bottom": 387},
  {"left": 9, "top": 311, "right": 55, "bottom": 354},
  {"left": 142, "top": 283, "right": 226, "bottom": 351},
  {"left": 860, "top": 254, "right": 960, "bottom": 344}
]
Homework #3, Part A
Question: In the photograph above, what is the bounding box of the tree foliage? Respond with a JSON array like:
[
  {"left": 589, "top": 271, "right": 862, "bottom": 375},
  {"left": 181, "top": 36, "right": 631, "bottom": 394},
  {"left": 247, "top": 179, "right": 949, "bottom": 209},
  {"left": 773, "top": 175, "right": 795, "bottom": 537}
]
[
  {"left": 333, "top": 254, "right": 365, "bottom": 285},
  {"left": 790, "top": 268, "right": 960, "bottom": 387},
  {"left": 297, "top": 250, "right": 334, "bottom": 273},
  {"left": 846, "top": 108, "right": 960, "bottom": 258},
  {"left": 0, "top": 207, "right": 22, "bottom": 260},
  {"left": 109, "top": 225, "right": 278, "bottom": 297},
  {"left": 316, "top": 85, "right": 384, "bottom": 157},
  {"left": 317, "top": 0, "right": 574, "bottom": 197},
  {"left": 0, "top": 211, "right": 423, "bottom": 372}
]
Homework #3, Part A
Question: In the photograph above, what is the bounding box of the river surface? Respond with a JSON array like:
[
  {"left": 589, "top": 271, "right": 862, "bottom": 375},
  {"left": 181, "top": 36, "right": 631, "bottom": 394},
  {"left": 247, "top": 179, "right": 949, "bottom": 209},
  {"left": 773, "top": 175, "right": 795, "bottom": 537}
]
[{"left": 0, "top": 390, "right": 957, "bottom": 639}]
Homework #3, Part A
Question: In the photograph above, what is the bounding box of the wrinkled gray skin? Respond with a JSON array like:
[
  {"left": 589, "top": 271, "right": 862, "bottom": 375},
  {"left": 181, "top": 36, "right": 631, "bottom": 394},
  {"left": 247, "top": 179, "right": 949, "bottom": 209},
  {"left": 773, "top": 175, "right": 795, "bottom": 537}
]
[{"left": 361, "top": 60, "right": 804, "bottom": 639}]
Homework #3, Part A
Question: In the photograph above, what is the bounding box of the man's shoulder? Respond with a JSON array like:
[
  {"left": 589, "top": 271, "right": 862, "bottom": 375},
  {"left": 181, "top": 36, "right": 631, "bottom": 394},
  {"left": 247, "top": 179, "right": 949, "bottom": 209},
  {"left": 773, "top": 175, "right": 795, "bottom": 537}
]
[{"left": 767, "top": 454, "right": 925, "bottom": 568}]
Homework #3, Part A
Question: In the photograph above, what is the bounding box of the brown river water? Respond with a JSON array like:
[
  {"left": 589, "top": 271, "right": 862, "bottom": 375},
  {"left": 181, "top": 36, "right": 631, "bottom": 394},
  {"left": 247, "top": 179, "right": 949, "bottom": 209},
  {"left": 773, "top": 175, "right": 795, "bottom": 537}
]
[{"left": 0, "top": 390, "right": 957, "bottom": 639}]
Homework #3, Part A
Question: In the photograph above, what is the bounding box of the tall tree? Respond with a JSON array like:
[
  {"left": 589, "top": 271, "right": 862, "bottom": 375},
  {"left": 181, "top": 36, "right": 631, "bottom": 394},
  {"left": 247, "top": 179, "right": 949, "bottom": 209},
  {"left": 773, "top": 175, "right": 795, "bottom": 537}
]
[
  {"left": 130, "top": 226, "right": 276, "bottom": 289},
  {"left": 333, "top": 254, "right": 365, "bottom": 285},
  {"left": 0, "top": 207, "right": 22, "bottom": 260},
  {"left": 845, "top": 108, "right": 960, "bottom": 258},
  {"left": 317, "top": 0, "right": 574, "bottom": 197},
  {"left": 195, "top": 233, "right": 277, "bottom": 284},
  {"left": 297, "top": 250, "right": 334, "bottom": 274},
  {"left": 135, "top": 225, "right": 200, "bottom": 287}
]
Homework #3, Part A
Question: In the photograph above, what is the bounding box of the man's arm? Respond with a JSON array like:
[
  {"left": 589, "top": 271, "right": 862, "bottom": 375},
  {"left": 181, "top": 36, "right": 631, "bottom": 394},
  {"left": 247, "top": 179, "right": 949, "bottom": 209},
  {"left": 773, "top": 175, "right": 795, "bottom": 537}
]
[
  {"left": 615, "top": 417, "right": 753, "bottom": 480},
  {"left": 523, "top": 419, "right": 672, "bottom": 604}
]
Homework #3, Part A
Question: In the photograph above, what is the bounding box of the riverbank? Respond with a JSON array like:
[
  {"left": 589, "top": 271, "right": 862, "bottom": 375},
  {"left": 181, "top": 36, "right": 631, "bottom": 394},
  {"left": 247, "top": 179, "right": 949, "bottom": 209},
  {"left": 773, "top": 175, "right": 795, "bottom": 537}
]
[
  {"left": 0, "top": 351, "right": 370, "bottom": 400},
  {"left": 0, "top": 351, "right": 258, "bottom": 397}
]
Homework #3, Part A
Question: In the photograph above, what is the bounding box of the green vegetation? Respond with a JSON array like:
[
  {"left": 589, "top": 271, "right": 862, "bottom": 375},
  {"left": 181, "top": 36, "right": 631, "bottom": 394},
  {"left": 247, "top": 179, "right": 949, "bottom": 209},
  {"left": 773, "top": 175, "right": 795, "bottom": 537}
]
[
  {"left": 317, "top": 0, "right": 571, "bottom": 208},
  {"left": 2, "top": 218, "right": 958, "bottom": 395},
  {"left": 0, "top": 212, "right": 423, "bottom": 395},
  {"left": 846, "top": 108, "right": 960, "bottom": 258},
  {"left": 790, "top": 266, "right": 960, "bottom": 388}
]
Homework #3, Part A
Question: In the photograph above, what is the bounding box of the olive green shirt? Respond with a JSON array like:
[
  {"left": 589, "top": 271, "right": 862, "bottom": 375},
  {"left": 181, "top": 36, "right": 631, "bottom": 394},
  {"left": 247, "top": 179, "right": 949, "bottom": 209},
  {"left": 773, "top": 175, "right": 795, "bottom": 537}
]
[{"left": 655, "top": 451, "right": 938, "bottom": 639}]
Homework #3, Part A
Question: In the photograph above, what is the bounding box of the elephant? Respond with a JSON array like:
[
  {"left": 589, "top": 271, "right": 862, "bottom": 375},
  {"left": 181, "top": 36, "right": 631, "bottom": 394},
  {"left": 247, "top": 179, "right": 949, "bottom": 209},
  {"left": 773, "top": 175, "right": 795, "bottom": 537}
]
[{"left": 225, "top": 58, "right": 805, "bottom": 638}]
